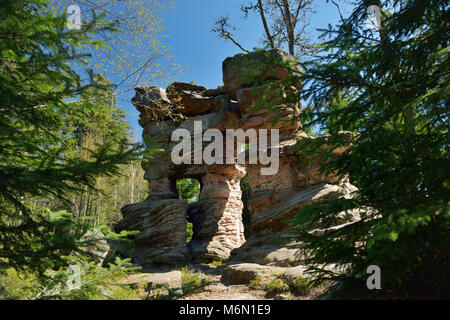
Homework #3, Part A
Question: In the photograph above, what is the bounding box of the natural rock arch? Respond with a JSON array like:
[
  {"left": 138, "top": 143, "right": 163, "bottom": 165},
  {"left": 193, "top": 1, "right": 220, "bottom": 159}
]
[{"left": 115, "top": 49, "right": 358, "bottom": 267}]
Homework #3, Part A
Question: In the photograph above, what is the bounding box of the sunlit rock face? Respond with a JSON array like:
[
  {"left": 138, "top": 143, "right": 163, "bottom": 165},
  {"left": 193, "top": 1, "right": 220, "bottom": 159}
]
[{"left": 115, "top": 49, "right": 358, "bottom": 267}]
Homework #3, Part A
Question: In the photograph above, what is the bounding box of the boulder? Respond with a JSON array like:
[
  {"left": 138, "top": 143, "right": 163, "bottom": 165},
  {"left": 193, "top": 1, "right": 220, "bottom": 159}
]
[
  {"left": 251, "top": 183, "right": 355, "bottom": 233},
  {"left": 202, "top": 85, "right": 227, "bottom": 97},
  {"left": 222, "top": 263, "right": 285, "bottom": 284},
  {"left": 281, "top": 265, "right": 310, "bottom": 286},
  {"left": 177, "top": 112, "right": 223, "bottom": 134},
  {"left": 223, "top": 49, "right": 302, "bottom": 99},
  {"left": 228, "top": 233, "right": 305, "bottom": 267},
  {"left": 115, "top": 199, "right": 189, "bottom": 266},
  {"left": 132, "top": 86, "right": 173, "bottom": 122},
  {"left": 167, "top": 81, "right": 215, "bottom": 116},
  {"left": 78, "top": 229, "right": 115, "bottom": 266},
  {"left": 116, "top": 50, "right": 359, "bottom": 270},
  {"left": 120, "top": 271, "right": 183, "bottom": 299},
  {"left": 214, "top": 95, "right": 241, "bottom": 129},
  {"left": 167, "top": 81, "right": 207, "bottom": 93},
  {"left": 142, "top": 120, "right": 176, "bottom": 138}
]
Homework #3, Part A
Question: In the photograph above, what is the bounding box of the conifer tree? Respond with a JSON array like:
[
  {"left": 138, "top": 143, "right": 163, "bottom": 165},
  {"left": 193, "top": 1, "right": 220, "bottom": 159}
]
[
  {"left": 293, "top": 0, "right": 449, "bottom": 298},
  {"left": 0, "top": 0, "right": 140, "bottom": 274}
]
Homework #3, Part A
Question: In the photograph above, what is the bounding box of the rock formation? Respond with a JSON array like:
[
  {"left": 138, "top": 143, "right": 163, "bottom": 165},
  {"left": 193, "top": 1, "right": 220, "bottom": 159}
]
[{"left": 115, "top": 49, "right": 358, "bottom": 269}]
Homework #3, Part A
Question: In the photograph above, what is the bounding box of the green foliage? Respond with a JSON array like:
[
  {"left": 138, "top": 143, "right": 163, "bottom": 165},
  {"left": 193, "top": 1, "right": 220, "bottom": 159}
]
[
  {"left": 176, "top": 178, "right": 200, "bottom": 204},
  {"left": 186, "top": 222, "right": 194, "bottom": 243},
  {"left": 107, "top": 285, "right": 141, "bottom": 301},
  {"left": 176, "top": 178, "right": 200, "bottom": 242},
  {"left": 264, "top": 278, "right": 289, "bottom": 296},
  {"left": 36, "top": 256, "right": 140, "bottom": 300},
  {"left": 0, "top": 0, "right": 143, "bottom": 276},
  {"left": 289, "top": 276, "right": 312, "bottom": 297},
  {"left": 180, "top": 267, "right": 209, "bottom": 296},
  {"left": 291, "top": 0, "right": 450, "bottom": 299},
  {"left": 50, "top": 0, "right": 179, "bottom": 92},
  {"left": 240, "top": 174, "right": 253, "bottom": 238},
  {"left": 207, "top": 260, "right": 224, "bottom": 268},
  {"left": 0, "top": 268, "right": 38, "bottom": 299},
  {"left": 248, "top": 276, "right": 263, "bottom": 290},
  {"left": 0, "top": 209, "right": 141, "bottom": 300}
]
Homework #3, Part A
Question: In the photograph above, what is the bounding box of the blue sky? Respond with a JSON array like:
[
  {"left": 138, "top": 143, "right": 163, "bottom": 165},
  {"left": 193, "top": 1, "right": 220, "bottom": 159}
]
[{"left": 115, "top": 0, "right": 354, "bottom": 139}]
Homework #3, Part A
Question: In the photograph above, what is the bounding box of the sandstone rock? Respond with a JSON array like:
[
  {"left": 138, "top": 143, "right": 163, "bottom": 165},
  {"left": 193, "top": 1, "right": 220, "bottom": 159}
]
[
  {"left": 120, "top": 271, "right": 183, "bottom": 299},
  {"left": 223, "top": 49, "right": 302, "bottom": 99},
  {"left": 116, "top": 50, "right": 358, "bottom": 269},
  {"left": 228, "top": 233, "right": 305, "bottom": 267},
  {"left": 202, "top": 85, "right": 226, "bottom": 97},
  {"left": 143, "top": 120, "right": 176, "bottom": 137},
  {"left": 214, "top": 95, "right": 241, "bottom": 129},
  {"left": 187, "top": 165, "right": 246, "bottom": 263},
  {"left": 251, "top": 183, "right": 354, "bottom": 233},
  {"left": 274, "top": 293, "right": 290, "bottom": 300},
  {"left": 167, "top": 81, "right": 215, "bottom": 116},
  {"left": 167, "top": 81, "right": 207, "bottom": 93},
  {"left": 132, "top": 86, "right": 173, "bottom": 123},
  {"left": 236, "top": 82, "right": 300, "bottom": 114},
  {"left": 281, "top": 265, "right": 310, "bottom": 285},
  {"left": 115, "top": 200, "right": 189, "bottom": 265},
  {"left": 222, "top": 263, "right": 285, "bottom": 284},
  {"left": 178, "top": 112, "right": 222, "bottom": 134},
  {"left": 78, "top": 229, "right": 114, "bottom": 266}
]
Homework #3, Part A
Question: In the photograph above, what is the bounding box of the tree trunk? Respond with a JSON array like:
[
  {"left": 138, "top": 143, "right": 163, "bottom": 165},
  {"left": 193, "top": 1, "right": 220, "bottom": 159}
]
[
  {"left": 258, "top": 0, "right": 275, "bottom": 49},
  {"left": 281, "top": 0, "right": 295, "bottom": 56}
]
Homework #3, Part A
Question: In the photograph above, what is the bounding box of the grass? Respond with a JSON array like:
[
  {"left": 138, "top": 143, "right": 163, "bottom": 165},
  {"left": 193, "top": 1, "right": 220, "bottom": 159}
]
[
  {"left": 0, "top": 268, "right": 37, "bottom": 299},
  {"left": 264, "top": 278, "right": 289, "bottom": 296},
  {"left": 180, "top": 267, "right": 209, "bottom": 296},
  {"left": 289, "top": 275, "right": 312, "bottom": 297},
  {"left": 108, "top": 285, "right": 141, "bottom": 300},
  {"left": 207, "top": 259, "right": 223, "bottom": 268},
  {"left": 246, "top": 274, "right": 313, "bottom": 298},
  {"left": 248, "top": 276, "right": 263, "bottom": 290}
]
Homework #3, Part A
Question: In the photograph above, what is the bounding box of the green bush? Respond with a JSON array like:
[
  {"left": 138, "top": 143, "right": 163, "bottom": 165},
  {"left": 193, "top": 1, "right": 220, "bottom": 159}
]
[
  {"left": 248, "top": 276, "right": 263, "bottom": 290},
  {"left": 181, "top": 267, "right": 209, "bottom": 296},
  {"left": 289, "top": 276, "right": 312, "bottom": 297},
  {"left": 263, "top": 278, "right": 289, "bottom": 296},
  {"left": 0, "top": 268, "right": 38, "bottom": 299}
]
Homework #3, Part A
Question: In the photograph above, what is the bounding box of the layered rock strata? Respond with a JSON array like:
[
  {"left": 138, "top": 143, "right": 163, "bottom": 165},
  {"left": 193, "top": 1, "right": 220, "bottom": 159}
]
[{"left": 115, "top": 49, "right": 358, "bottom": 267}]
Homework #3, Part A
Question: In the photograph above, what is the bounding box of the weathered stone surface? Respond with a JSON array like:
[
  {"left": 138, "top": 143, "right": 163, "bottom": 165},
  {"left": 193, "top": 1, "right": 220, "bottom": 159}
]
[
  {"left": 117, "top": 49, "right": 359, "bottom": 269},
  {"left": 235, "top": 83, "right": 301, "bottom": 139},
  {"left": 167, "top": 81, "right": 215, "bottom": 116},
  {"left": 115, "top": 200, "right": 189, "bottom": 265},
  {"left": 228, "top": 233, "right": 305, "bottom": 267},
  {"left": 223, "top": 263, "right": 285, "bottom": 284},
  {"left": 202, "top": 85, "right": 226, "bottom": 97},
  {"left": 236, "top": 82, "right": 299, "bottom": 113},
  {"left": 142, "top": 120, "right": 176, "bottom": 137},
  {"left": 78, "top": 229, "right": 115, "bottom": 266},
  {"left": 307, "top": 212, "right": 361, "bottom": 238},
  {"left": 223, "top": 49, "right": 302, "bottom": 99},
  {"left": 119, "top": 271, "right": 183, "bottom": 299},
  {"left": 178, "top": 112, "right": 222, "bottom": 134},
  {"left": 251, "top": 183, "right": 355, "bottom": 233},
  {"left": 214, "top": 95, "right": 241, "bottom": 129},
  {"left": 167, "top": 81, "right": 207, "bottom": 93},
  {"left": 188, "top": 164, "right": 246, "bottom": 262},
  {"left": 281, "top": 265, "right": 309, "bottom": 285},
  {"left": 132, "top": 86, "right": 173, "bottom": 123}
]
